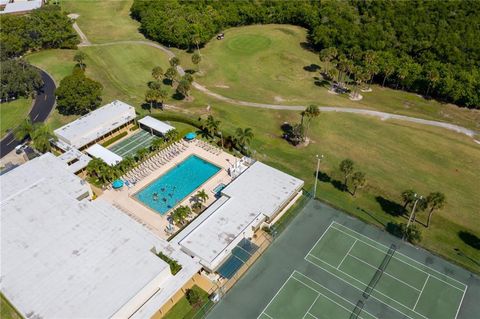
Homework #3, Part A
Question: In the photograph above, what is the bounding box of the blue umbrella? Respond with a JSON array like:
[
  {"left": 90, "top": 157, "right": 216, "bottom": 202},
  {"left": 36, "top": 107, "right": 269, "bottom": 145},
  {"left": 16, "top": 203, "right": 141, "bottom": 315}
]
[
  {"left": 185, "top": 132, "right": 197, "bottom": 140},
  {"left": 112, "top": 179, "right": 124, "bottom": 189}
]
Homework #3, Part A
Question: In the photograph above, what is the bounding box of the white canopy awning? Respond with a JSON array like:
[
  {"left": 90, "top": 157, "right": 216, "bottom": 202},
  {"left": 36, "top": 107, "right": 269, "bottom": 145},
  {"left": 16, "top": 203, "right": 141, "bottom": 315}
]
[
  {"left": 86, "top": 144, "right": 123, "bottom": 166},
  {"left": 138, "top": 116, "right": 175, "bottom": 135}
]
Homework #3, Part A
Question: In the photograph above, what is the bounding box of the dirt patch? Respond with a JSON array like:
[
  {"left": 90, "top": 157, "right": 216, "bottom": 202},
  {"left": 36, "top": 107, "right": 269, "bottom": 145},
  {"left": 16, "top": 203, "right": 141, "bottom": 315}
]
[{"left": 274, "top": 96, "right": 285, "bottom": 102}]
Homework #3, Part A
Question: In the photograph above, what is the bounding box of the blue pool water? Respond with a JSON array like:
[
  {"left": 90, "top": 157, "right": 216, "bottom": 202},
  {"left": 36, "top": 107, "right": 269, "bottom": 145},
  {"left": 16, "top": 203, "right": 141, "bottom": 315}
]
[{"left": 135, "top": 155, "right": 220, "bottom": 215}]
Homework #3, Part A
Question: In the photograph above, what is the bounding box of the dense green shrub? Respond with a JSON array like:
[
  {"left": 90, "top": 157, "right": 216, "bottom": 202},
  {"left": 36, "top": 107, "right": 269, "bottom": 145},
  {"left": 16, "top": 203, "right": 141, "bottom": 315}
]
[
  {"left": 55, "top": 69, "right": 103, "bottom": 115},
  {"left": 101, "top": 131, "right": 128, "bottom": 147},
  {"left": 0, "top": 60, "right": 43, "bottom": 100},
  {"left": 131, "top": 0, "right": 480, "bottom": 108},
  {"left": 156, "top": 251, "right": 182, "bottom": 275},
  {"left": 0, "top": 5, "right": 79, "bottom": 60}
]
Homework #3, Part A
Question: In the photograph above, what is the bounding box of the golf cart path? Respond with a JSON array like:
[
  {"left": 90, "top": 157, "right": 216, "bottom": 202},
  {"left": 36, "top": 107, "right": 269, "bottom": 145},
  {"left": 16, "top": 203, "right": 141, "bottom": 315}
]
[{"left": 72, "top": 23, "right": 478, "bottom": 140}]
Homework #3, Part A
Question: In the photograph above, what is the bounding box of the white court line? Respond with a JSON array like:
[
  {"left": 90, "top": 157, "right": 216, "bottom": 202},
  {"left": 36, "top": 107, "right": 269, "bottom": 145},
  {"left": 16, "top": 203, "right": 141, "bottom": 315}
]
[
  {"left": 305, "top": 312, "right": 319, "bottom": 319},
  {"left": 261, "top": 312, "right": 274, "bottom": 319},
  {"left": 304, "top": 255, "right": 421, "bottom": 319},
  {"left": 306, "top": 221, "right": 334, "bottom": 257},
  {"left": 413, "top": 275, "right": 430, "bottom": 310},
  {"left": 294, "top": 271, "right": 379, "bottom": 319},
  {"left": 454, "top": 286, "right": 468, "bottom": 319},
  {"left": 347, "top": 253, "right": 422, "bottom": 292},
  {"left": 302, "top": 295, "right": 319, "bottom": 319},
  {"left": 306, "top": 253, "right": 424, "bottom": 317},
  {"left": 291, "top": 272, "right": 379, "bottom": 319},
  {"left": 337, "top": 239, "right": 357, "bottom": 269},
  {"left": 257, "top": 272, "right": 295, "bottom": 319},
  {"left": 331, "top": 222, "right": 467, "bottom": 291}
]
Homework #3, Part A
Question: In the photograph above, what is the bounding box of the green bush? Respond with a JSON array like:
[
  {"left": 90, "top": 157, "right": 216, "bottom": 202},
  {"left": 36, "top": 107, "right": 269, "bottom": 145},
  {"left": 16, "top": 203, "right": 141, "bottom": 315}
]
[
  {"left": 151, "top": 113, "right": 202, "bottom": 130},
  {"left": 156, "top": 251, "right": 182, "bottom": 275},
  {"left": 186, "top": 287, "right": 202, "bottom": 308},
  {"left": 101, "top": 131, "right": 128, "bottom": 147}
]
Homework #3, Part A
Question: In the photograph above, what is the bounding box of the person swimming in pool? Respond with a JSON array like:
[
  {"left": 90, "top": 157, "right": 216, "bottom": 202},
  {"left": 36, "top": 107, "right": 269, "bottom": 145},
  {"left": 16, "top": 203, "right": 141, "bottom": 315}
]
[{"left": 153, "top": 192, "right": 158, "bottom": 201}]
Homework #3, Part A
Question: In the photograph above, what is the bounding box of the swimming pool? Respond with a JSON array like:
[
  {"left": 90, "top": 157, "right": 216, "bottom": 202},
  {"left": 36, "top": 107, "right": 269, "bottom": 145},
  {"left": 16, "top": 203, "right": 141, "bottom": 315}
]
[{"left": 134, "top": 155, "right": 221, "bottom": 215}]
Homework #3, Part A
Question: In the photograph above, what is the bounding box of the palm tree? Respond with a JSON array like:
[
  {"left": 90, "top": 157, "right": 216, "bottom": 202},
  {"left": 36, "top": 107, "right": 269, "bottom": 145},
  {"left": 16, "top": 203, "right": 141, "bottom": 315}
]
[
  {"left": 401, "top": 190, "right": 416, "bottom": 210},
  {"left": 164, "top": 67, "right": 178, "bottom": 85},
  {"left": 425, "top": 192, "right": 446, "bottom": 227},
  {"left": 164, "top": 129, "right": 179, "bottom": 143},
  {"left": 195, "top": 189, "right": 209, "bottom": 204},
  {"left": 152, "top": 66, "right": 164, "bottom": 82},
  {"left": 235, "top": 127, "right": 254, "bottom": 151},
  {"left": 301, "top": 105, "right": 320, "bottom": 142},
  {"left": 192, "top": 52, "right": 201, "bottom": 71},
  {"left": 204, "top": 115, "right": 220, "bottom": 139},
  {"left": 339, "top": 159, "right": 354, "bottom": 188},
  {"left": 14, "top": 119, "right": 34, "bottom": 141},
  {"left": 351, "top": 171, "right": 366, "bottom": 196},
  {"left": 145, "top": 89, "right": 156, "bottom": 110},
  {"left": 135, "top": 148, "right": 149, "bottom": 162},
  {"left": 74, "top": 51, "right": 86, "bottom": 70},
  {"left": 117, "top": 156, "right": 135, "bottom": 174},
  {"left": 30, "top": 123, "right": 56, "bottom": 153},
  {"left": 86, "top": 158, "right": 105, "bottom": 180},
  {"left": 151, "top": 138, "right": 165, "bottom": 151},
  {"left": 319, "top": 47, "right": 337, "bottom": 77},
  {"left": 157, "top": 88, "right": 168, "bottom": 107},
  {"left": 169, "top": 57, "right": 180, "bottom": 67}
]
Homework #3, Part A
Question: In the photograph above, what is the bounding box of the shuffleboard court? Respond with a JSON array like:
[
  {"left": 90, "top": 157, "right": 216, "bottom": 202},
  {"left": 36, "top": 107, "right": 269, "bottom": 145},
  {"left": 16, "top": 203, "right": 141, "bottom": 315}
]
[{"left": 108, "top": 130, "right": 157, "bottom": 158}]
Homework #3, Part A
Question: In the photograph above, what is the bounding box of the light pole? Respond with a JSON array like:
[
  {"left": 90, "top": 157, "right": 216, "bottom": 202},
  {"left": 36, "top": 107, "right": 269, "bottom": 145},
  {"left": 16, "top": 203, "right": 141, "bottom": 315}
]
[
  {"left": 404, "top": 193, "right": 422, "bottom": 240},
  {"left": 313, "top": 154, "right": 324, "bottom": 198}
]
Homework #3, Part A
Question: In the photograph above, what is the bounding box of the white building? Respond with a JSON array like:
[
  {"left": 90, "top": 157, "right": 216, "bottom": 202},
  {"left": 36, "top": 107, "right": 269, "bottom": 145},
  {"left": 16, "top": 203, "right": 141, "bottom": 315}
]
[
  {"left": 173, "top": 161, "right": 304, "bottom": 272},
  {"left": 0, "top": 153, "right": 201, "bottom": 319},
  {"left": 0, "top": 0, "right": 43, "bottom": 15},
  {"left": 54, "top": 100, "right": 136, "bottom": 150}
]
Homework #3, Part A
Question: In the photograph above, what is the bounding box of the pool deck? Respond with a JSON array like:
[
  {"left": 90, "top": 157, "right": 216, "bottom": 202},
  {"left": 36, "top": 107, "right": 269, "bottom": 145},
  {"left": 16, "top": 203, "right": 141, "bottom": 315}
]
[{"left": 99, "top": 140, "right": 237, "bottom": 239}]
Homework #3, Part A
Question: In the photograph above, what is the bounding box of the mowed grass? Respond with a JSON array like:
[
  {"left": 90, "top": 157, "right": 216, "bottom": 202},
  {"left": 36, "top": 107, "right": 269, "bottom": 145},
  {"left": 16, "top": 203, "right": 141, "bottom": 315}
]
[
  {"left": 178, "top": 97, "right": 480, "bottom": 273},
  {"left": 1, "top": 293, "right": 22, "bottom": 319},
  {"left": 62, "top": 0, "right": 144, "bottom": 43},
  {"left": 26, "top": 44, "right": 172, "bottom": 129},
  {"left": 188, "top": 24, "right": 479, "bottom": 131},
  {"left": 0, "top": 98, "right": 32, "bottom": 138}
]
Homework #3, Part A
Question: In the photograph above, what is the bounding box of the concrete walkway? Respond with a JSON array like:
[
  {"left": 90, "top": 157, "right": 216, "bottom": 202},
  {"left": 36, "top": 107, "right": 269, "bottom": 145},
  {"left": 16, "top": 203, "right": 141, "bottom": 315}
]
[{"left": 71, "top": 22, "right": 479, "bottom": 140}]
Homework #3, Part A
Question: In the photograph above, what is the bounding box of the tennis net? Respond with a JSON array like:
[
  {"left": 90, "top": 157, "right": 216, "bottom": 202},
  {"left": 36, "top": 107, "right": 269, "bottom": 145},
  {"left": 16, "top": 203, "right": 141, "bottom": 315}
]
[
  {"left": 349, "top": 300, "right": 365, "bottom": 319},
  {"left": 363, "top": 244, "right": 397, "bottom": 299}
]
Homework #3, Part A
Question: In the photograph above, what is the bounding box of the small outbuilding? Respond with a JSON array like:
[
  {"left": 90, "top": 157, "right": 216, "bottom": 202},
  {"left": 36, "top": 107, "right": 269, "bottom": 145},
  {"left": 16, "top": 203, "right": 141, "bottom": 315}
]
[{"left": 138, "top": 116, "right": 175, "bottom": 136}]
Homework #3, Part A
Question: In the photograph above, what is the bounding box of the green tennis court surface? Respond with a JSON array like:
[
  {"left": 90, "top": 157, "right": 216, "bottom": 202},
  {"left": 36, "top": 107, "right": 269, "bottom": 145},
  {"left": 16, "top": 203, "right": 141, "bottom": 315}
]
[
  {"left": 207, "top": 200, "right": 478, "bottom": 319},
  {"left": 260, "top": 271, "right": 378, "bottom": 319},
  {"left": 302, "top": 222, "right": 467, "bottom": 319},
  {"left": 108, "top": 130, "right": 157, "bottom": 158}
]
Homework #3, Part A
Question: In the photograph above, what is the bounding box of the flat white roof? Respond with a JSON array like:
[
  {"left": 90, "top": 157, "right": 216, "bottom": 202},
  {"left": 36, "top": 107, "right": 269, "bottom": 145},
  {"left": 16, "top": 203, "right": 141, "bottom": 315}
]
[
  {"left": 0, "top": 152, "right": 90, "bottom": 201},
  {"left": 54, "top": 100, "right": 136, "bottom": 149},
  {"left": 178, "top": 161, "right": 304, "bottom": 269},
  {"left": 138, "top": 116, "right": 174, "bottom": 134},
  {"left": 0, "top": 154, "right": 201, "bottom": 319},
  {"left": 86, "top": 143, "right": 123, "bottom": 166},
  {"left": 0, "top": 0, "right": 42, "bottom": 14},
  {"left": 54, "top": 139, "right": 92, "bottom": 173}
]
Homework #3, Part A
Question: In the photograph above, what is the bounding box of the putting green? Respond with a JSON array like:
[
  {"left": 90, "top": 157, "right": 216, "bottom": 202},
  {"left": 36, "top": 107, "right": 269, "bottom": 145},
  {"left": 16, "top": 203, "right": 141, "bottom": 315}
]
[{"left": 227, "top": 34, "right": 272, "bottom": 54}]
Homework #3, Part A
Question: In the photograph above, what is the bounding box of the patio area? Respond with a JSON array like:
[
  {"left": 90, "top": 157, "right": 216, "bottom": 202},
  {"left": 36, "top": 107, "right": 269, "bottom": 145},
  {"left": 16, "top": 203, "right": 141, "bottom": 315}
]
[{"left": 99, "top": 139, "right": 238, "bottom": 239}]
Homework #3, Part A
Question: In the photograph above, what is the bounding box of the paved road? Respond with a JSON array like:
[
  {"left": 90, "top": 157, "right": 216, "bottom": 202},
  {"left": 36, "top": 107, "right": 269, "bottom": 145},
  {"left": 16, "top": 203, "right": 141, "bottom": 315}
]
[
  {"left": 0, "top": 69, "right": 56, "bottom": 158},
  {"left": 73, "top": 24, "right": 479, "bottom": 140}
]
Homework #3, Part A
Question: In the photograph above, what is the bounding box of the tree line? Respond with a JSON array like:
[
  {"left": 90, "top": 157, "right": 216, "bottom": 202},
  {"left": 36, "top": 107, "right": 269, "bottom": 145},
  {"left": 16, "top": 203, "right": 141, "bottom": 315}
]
[
  {"left": 131, "top": 0, "right": 479, "bottom": 108},
  {"left": 1, "top": 5, "right": 79, "bottom": 102}
]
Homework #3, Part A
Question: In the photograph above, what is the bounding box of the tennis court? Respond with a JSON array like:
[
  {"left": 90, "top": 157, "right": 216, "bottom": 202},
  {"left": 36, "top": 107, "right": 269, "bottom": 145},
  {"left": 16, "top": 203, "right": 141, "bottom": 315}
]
[
  {"left": 108, "top": 130, "right": 158, "bottom": 158},
  {"left": 301, "top": 222, "right": 467, "bottom": 319},
  {"left": 259, "top": 270, "right": 377, "bottom": 319},
  {"left": 207, "top": 200, "right": 478, "bottom": 319}
]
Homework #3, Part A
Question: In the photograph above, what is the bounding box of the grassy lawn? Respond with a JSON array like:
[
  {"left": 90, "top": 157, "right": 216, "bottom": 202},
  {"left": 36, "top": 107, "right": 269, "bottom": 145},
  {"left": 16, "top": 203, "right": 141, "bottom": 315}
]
[
  {"left": 62, "top": 0, "right": 144, "bottom": 43},
  {"left": 1, "top": 293, "right": 22, "bottom": 319},
  {"left": 171, "top": 95, "right": 480, "bottom": 273},
  {"left": 26, "top": 44, "right": 173, "bottom": 129},
  {"left": 0, "top": 98, "right": 32, "bottom": 138},
  {"left": 163, "top": 285, "right": 211, "bottom": 319},
  {"left": 180, "top": 24, "right": 479, "bottom": 131}
]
